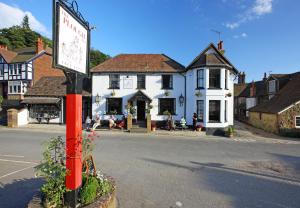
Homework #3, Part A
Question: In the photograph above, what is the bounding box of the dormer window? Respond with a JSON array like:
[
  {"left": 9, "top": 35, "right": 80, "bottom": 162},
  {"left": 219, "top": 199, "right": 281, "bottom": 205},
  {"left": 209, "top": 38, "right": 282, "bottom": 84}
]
[
  {"left": 209, "top": 69, "right": 221, "bottom": 89},
  {"left": 269, "top": 80, "right": 276, "bottom": 94}
]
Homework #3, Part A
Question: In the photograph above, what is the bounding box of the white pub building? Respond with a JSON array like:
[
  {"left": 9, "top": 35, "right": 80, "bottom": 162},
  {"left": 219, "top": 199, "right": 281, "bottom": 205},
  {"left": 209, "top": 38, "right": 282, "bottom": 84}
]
[{"left": 91, "top": 42, "right": 238, "bottom": 133}]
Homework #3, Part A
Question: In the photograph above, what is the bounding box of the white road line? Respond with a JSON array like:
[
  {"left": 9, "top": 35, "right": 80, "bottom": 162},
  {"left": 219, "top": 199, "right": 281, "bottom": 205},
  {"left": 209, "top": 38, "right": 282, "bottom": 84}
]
[
  {"left": 0, "top": 158, "right": 38, "bottom": 165},
  {"left": 0, "top": 165, "right": 36, "bottom": 179},
  {"left": 0, "top": 154, "right": 25, "bottom": 158}
]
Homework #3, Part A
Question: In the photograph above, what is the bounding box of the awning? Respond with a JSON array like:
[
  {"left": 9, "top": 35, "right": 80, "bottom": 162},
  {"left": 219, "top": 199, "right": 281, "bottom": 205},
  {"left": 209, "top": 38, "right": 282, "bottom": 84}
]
[
  {"left": 128, "top": 90, "right": 152, "bottom": 102},
  {"left": 21, "top": 97, "right": 61, "bottom": 105}
]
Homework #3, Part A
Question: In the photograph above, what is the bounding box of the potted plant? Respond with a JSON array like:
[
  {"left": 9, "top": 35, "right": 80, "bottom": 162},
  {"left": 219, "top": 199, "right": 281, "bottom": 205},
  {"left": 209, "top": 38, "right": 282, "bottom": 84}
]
[
  {"left": 151, "top": 121, "right": 157, "bottom": 131},
  {"left": 226, "top": 126, "right": 234, "bottom": 137},
  {"left": 111, "top": 90, "right": 116, "bottom": 97},
  {"left": 226, "top": 92, "right": 232, "bottom": 97},
  {"left": 195, "top": 90, "right": 202, "bottom": 97},
  {"left": 196, "top": 124, "right": 203, "bottom": 131},
  {"left": 164, "top": 90, "right": 170, "bottom": 96}
]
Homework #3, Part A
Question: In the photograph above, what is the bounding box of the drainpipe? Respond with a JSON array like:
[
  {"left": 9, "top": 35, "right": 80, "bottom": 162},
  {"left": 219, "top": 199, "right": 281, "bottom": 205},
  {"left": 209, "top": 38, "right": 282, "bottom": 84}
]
[{"left": 179, "top": 73, "right": 187, "bottom": 119}]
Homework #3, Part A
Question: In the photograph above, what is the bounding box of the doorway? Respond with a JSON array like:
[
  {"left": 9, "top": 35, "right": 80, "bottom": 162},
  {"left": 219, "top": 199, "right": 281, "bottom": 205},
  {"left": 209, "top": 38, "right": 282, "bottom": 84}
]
[{"left": 136, "top": 100, "right": 145, "bottom": 121}]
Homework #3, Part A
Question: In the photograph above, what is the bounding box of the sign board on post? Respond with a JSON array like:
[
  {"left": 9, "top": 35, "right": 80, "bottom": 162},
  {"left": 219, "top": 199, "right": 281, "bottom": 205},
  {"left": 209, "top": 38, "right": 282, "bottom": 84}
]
[
  {"left": 53, "top": 0, "right": 90, "bottom": 75},
  {"left": 52, "top": 0, "right": 90, "bottom": 207}
]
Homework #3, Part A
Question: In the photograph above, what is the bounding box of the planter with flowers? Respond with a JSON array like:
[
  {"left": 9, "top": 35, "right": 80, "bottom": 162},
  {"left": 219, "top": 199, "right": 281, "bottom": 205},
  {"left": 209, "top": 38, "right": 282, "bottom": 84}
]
[
  {"left": 32, "top": 132, "right": 116, "bottom": 208},
  {"left": 196, "top": 124, "right": 203, "bottom": 132}
]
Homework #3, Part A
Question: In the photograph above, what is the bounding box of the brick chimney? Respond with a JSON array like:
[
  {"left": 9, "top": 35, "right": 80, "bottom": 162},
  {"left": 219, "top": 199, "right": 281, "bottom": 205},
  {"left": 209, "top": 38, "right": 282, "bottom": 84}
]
[
  {"left": 0, "top": 44, "right": 7, "bottom": 50},
  {"left": 36, "top": 37, "right": 44, "bottom": 54},
  {"left": 263, "top": 72, "right": 267, "bottom": 82},
  {"left": 238, "top": 71, "right": 246, "bottom": 84},
  {"left": 217, "top": 40, "right": 225, "bottom": 54},
  {"left": 250, "top": 80, "right": 256, "bottom": 97}
]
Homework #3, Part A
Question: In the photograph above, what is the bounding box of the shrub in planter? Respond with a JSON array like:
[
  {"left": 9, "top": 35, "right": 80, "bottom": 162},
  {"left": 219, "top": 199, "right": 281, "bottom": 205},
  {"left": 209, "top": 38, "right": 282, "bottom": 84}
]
[
  {"left": 226, "top": 126, "right": 234, "bottom": 137},
  {"left": 80, "top": 176, "right": 100, "bottom": 205},
  {"left": 196, "top": 124, "right": 203, "bottom": 131}
]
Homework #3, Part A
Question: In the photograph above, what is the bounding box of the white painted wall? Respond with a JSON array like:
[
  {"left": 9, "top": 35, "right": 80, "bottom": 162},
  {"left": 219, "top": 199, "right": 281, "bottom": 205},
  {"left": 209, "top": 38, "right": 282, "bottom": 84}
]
[
  {"left": 92, "top": 73, "right": 185, "bottom": 121},
  {"left": 186, "top": 67, "right": 235, "bottom": 127},
  {"left": 17, "top": 108, "right": 29, "bottom": 126}
]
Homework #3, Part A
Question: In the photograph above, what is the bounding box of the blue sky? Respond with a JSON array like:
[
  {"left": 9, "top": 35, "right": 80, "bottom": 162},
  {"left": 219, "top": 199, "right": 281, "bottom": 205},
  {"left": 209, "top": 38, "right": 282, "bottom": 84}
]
[{"left": 0, "top": 0, "right": 299, "bottom": 81}]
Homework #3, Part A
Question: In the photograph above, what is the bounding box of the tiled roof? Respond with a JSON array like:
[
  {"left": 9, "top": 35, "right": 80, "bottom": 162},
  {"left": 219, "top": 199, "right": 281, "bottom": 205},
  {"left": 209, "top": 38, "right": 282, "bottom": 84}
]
[
  {"left": 0, "top": 46, "right": 52, "bottom": 63},
  {"left": 239, "top": 80, "right": 267, "bottom": 97},
  {"left": 0, "top": 48, "right": 17, "bottom": 62},
  {"left": 25, "top": 76, "right": 91, "bottom": 97},
  {"left": 186, "top": 43, "right": 238, "bottom": 73},
  {"left": 90, "top": 54, "right": 185, "bottom": 73},
  {"left": 249, "top": 72, "right": 300, "bottom": 113}
]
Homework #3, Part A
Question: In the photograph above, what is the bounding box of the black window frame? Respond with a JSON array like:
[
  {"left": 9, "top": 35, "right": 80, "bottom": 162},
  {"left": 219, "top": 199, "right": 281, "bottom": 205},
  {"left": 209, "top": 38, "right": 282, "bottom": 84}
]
[
  {"left": 137, "top": 74, "right": 146, "bottom": 89},
  {"left": 106, "top": 98, "right": 123, "bottom": 115},
  {"left": 225, "top": 70, "right": 228, "bottom": 89},
  {"left": 109, "top": 74, "right": 120, "bottom": 89},
  {"left": 158, "top": 98, "right": 176, "bottom": 115},
  {"left": 161, "top": 74, "right": 173, "bottom": 89},
  {"left": 295, "top": 116, "right": 300, "bottom": 128},
  {"left": 209, "top": 100, "right": 221, "bottom": 123},
  {"left": 209, "top": 69, "right": 221, "bottom": 89},
  {"left": 197, "top": 69, "right": 204, "bottom": 89},
  {"left": 197, "top": 100, "right": 204, "bottom": 122},
  {"left": 225, "top": 100, "right": 227, "bottom": 122}
]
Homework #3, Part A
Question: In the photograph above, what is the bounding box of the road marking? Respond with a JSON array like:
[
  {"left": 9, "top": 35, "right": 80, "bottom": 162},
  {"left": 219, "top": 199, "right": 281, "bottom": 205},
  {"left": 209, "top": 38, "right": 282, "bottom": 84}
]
[
  {"left": 0, "top": 158, "right": 38, "bottom": 165},
  {"left": 0, "top": 165, "right": 36, "bottom": 179},
  {"left": 0, "top": 154, "right": 25, "bottom": 158}
]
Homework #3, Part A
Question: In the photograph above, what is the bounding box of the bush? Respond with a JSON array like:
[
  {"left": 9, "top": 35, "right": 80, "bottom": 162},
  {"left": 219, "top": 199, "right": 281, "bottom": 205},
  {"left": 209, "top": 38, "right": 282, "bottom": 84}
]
[
  {"left": 96, "top": 171, "right": 112, "bottom": 196},
  {"left": 80, "top": 176, "right": 100, "bottom": 205}
]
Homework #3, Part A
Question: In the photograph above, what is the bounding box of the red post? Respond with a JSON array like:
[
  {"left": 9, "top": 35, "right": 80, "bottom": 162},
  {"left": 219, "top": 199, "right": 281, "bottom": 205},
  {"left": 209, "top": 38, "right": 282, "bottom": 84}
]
[{"left": 65, "top": 93, "right": 82, "bottom": 207}]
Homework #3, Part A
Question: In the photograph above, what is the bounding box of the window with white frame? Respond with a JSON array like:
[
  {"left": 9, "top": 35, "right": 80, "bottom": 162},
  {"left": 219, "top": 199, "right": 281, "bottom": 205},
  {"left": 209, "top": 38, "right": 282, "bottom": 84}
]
[
  {"left": 196, "top": 100, "right": 204, "bottom": 122},
  {"left": 197, "top": 69, "right": 204, "bottom": 89},
  {"left": 269, "top": 80, "right": 276, "bottom": 94},
  {"left": 296, "top": 116, "right": 300, "bottom": 128},
  {"left": 8, "top": 81, "right": 22, "bottom": 94}
]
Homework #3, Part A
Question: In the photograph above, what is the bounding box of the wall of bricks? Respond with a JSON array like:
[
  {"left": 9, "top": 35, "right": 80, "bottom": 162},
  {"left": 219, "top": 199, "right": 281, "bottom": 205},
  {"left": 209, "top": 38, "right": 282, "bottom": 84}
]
[
  {"left": 7, "top": 108, "right": 18, "bottom": 128},
  {"left": 8, "top": 94, "right": 24, "bottom": 100},
  {"left": 248, "top": 112, "right": 278, "bottom": 133},
  {"left": 33, "top": 53, "right": 64, "bottom": 85}
]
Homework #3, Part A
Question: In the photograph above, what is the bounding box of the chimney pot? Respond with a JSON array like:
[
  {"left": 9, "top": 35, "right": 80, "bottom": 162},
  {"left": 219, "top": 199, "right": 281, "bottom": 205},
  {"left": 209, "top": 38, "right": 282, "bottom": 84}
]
[
  {"left": 36, "top": 37, "right": 44, "bottom": 54},
  {"left": 0, "top": 44, "right": 7, "bottom": 50}
]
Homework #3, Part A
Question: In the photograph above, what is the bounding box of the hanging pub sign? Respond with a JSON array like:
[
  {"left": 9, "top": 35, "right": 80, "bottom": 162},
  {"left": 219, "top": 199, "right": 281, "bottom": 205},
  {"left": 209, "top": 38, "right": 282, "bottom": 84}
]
[{"left": 53, "top": 0, "right": 90, "bottom": 75}]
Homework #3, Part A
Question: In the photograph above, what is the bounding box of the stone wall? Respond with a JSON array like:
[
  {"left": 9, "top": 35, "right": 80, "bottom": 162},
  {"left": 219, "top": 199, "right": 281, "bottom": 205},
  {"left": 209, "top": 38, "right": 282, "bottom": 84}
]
[
  {"left": 278, "top": 102, "right": 300, "bottom": 129},
  {"left": 248, "top": 112, "right": 278, "bottom": 133},
  {"left": 7, "top": 94, "right": 24, "bottom": 100}
]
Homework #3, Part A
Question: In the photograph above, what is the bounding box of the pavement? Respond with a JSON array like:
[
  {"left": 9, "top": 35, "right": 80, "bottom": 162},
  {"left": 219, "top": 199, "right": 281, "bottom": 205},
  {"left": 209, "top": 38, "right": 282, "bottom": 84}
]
[{"left": 0, "top": 126, "right": 300, "bottom": 208}]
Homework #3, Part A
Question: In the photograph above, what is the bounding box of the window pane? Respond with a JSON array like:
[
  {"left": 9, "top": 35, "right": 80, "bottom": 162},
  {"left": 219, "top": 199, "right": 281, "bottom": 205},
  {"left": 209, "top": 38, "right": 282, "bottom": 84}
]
[
  {"left": 159, "top": 98, "right": 175, "bottom": 114},
  {"left": 225, "top": 100, "right": 227, "bottom": 122},
  {"left": 109, "top": 74, "right": 120, "bottom": 89},
  {"left": 209, "top": 100, "right": 220, "bottom": 122},
  {"left": 197, "top": 100, "right": 204, "bottom": 122},
  {"left": 225, "top": 70, "right": 228, "bottom": 89},
  {"left": 209, "top": 69, "right": 221, "bottom": 88},
  {"left": 197, "top": 69, "right": 204, "bottom": 88},
  {"left": 296, "top": 117, "right": 300, "bottom": 127},
  {"left": 162, "top": 75, "right": 173, "bottom": 89},
  {"left": 137, "top": 74, "right": 145, "bottom": 89},
  {"left": 107, "top": 98, "right": 122, "bottom": 114}
]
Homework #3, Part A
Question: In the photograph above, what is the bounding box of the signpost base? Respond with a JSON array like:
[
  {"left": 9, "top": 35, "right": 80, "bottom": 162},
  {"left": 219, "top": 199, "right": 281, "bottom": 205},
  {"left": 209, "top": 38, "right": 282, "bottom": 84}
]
[{"left": 65, "top": 73, "right": 83, "bottom": 208}]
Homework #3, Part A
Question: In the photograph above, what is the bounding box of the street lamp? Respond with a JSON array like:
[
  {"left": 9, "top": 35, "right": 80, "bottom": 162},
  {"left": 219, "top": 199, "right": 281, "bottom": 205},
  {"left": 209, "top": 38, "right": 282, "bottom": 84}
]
[
  {"left": 179, "top": 94, "right": 184, "bottom": 106},
  {"left": 95, "top": 93, "right": 101, "bottom": 105}
]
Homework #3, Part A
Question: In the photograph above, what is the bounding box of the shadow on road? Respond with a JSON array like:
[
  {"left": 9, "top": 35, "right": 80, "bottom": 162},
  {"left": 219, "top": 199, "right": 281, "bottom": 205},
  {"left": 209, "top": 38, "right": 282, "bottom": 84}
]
[
  {"left": 0, "top": 178, "right": 43, "bottom": 208},
  {"left": 141, "top": 157, "right": 300, "bottom": 208}
]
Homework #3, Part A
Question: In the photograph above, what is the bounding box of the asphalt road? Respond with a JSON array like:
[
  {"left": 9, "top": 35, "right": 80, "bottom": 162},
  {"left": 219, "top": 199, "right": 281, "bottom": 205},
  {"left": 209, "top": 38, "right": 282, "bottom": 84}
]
[{"left": 0, "top": 129, "right": 300, "bottom": 208}]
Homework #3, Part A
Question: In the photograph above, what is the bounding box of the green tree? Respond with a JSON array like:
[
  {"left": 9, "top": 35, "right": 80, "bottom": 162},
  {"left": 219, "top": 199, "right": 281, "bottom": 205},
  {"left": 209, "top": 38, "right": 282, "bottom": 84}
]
[
  {"left": 21, "top": 15, "right": 30, "bottom": 30},
  {"left": 90, "top": 48, "right": 110, "bottom": 68}
]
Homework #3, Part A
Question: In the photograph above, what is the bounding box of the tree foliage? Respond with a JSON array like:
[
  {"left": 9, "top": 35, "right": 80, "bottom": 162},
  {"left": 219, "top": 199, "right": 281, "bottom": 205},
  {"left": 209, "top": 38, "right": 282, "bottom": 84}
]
[
  {"left": 0, "top": 15, "right": 52, "bottom": 50},
  {"left": 90, "top": 48, "right": 110, "bottom": 69},
  {"left": 0, "top": 15, "right": 110, "bottom": 67}
]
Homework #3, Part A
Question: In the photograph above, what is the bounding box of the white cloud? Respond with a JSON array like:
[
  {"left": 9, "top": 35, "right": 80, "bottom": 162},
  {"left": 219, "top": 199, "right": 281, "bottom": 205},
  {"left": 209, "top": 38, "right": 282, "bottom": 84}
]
[
  {"left": 225, "top": 0, "right": 273, "bottom": 29},
  {"left": 0, "top": 2, "right": 49, "bottom": 36},
  {"left": 233, "top": 32, "right": 248, "bottom": 39}
]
